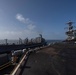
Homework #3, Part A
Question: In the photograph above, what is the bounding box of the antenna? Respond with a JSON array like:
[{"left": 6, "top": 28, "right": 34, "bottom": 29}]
[
  {"left": 66, "top": 20, "right": 74, "bottom": 26},
  {"left": 65, "top": 20, "right": 76, "bottom": 41},
  {"left": 66, "top": 20, "right": 74, "bottom": 31}
]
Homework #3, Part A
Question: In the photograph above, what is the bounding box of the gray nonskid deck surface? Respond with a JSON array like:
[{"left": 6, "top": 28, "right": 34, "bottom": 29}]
[{"left": 21, "top": 51, "right": 57, "bottom": 75}]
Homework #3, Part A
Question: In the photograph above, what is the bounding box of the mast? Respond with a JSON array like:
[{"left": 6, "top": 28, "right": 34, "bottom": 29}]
[{"left": 65, "top": 21, "right": 75, "bottom": 41}]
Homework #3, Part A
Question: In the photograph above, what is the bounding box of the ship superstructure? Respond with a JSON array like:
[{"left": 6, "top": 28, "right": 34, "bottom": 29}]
[{"left": 65, "top": 21, "right": 76, "bottom": 41}]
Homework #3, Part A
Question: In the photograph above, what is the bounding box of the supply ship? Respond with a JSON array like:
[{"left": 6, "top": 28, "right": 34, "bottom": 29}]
[{"left": 0, "top": 34, "right": 47, "bottom": 54}]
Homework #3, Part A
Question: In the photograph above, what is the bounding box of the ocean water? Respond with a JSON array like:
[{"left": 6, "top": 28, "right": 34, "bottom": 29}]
[
  {"left": 0, "top": 40, "right": 62, "bottom": 45},
  {"left": 46, "top": 40, "right": 62, "bottom": 44}
]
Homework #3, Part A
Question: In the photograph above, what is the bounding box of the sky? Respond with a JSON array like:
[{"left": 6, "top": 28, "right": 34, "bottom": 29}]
[{"left": 0, "top": 0, "right": 76, "bottom": 40}]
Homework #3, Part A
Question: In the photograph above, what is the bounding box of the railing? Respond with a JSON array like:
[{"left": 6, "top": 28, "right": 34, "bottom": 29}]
[
  {"left": 10, "top": 46, "right": 48, "bottom": 75},
  {"left": 0, "top": 61, "right": 12, "bottom": 70},
  {"left": 11, "top": 52, "right": 28, "bottom": 75}
]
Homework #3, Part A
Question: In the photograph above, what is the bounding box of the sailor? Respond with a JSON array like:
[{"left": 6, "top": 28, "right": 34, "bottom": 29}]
[{"left": 11, "top": 50, "right": 17, "bottom": 63}]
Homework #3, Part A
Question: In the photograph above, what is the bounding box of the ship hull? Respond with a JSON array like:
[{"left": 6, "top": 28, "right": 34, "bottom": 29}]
[{"left": 0, "top": 42, "right": 47, "bottom": 54}]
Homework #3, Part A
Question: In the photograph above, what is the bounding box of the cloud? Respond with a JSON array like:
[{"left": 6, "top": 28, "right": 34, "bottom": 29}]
[
  {"left": 0, "top": 29, "right": 38, "bottom": 39},
  {"left": 16, "top": 14, "right": 33, "bottom": 25},
  {"left": 16, "top": 14, "right": 25, "bottom": 23},
  {"left": 27, "top": 24, "right": 36, "bottom": 30},
  {"left": 0, "top": 14, "right": 40, "bottom": 39},
  {"left": 16, "top": 13, "right": 36, "bottom": 31},
  {"left": 12, "top": 13, "right": 38, "bottom": 39}
]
